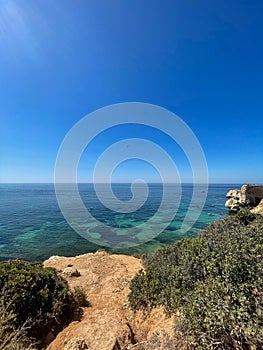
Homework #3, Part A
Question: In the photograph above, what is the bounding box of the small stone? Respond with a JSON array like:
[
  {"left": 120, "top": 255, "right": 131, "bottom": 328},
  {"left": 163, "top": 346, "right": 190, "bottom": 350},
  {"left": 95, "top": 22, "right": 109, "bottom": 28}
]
[
  {"left": 64, "top": 337, "right": 88, "bottom": 350},
  {"left": 113, "top": 289, "right": 120, "bottom": 293},
  {"left": 62, "top": 267, "right": 81, "bottom": 277}
]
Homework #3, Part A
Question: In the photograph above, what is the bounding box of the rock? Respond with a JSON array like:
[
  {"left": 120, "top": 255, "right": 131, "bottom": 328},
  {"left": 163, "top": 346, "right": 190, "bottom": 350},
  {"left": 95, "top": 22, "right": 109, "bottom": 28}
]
[
  {"left": 62, "top": 267, "right": 81, "bottom": 277},
  {"left": 46, "top": 255, "right": 61, "bottom": 261},
  {"left": 251, "top": 199, "right": 263, "bottom": 215},
  {"left": 44, "top": 252, "right": 175, "bottom": 350},
  {"left": 111, "top": 339, "right": 121, "bottom": 350},
  {"left": 64, "top": 337, "right": 88, "bottom": 350},
  {"left": 225, "top": 184, "right": 263, "bottom": 213}
]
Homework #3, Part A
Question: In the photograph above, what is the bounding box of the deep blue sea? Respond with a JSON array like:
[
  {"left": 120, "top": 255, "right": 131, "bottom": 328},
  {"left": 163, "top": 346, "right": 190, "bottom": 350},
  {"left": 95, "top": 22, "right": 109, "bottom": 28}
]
[{"left": 0, "top": 183, "right": 238, "bottom": 261}]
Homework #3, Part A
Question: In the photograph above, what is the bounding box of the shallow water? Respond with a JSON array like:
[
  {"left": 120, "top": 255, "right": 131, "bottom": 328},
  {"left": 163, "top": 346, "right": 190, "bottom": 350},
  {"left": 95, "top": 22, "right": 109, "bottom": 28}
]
[{"left": 0, "top": 183, "right": 238, "bottom": 261}]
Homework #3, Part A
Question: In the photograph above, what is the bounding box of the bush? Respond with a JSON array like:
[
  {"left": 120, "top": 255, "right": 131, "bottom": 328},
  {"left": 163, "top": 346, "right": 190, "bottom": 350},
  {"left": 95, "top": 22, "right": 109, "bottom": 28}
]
[
  {"left": 0, "top": 301, "right": 36, "bottom": 350},
  {"left": 0, "top": 260, "right": 88, "bottom": 346},
  {"left": 129, "top": 211, "right": 263, "bottom": 349},
  {"left": 71, "top": 286, "right": 90, "bottom": 309}
]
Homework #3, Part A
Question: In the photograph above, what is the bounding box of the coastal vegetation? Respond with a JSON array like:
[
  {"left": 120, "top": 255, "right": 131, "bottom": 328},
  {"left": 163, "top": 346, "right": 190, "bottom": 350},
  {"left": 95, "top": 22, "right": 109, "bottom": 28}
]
[
  {"left": 0, "top": 260, "right": 88, "bottom": 349},
  {"left": 129, "top": 211, "right": 263, "bottom": 349},
  {"left": 1, "top": 211, "right": 262, "bottom": 349}
]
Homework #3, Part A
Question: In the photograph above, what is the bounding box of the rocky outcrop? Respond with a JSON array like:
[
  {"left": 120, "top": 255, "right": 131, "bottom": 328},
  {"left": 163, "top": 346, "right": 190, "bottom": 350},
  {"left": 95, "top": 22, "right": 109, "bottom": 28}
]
[
  {"left": 44, "top": 251, "right": 175, "bottom": 350},
  {"left": 251, "top": 199, "right": 263, "bottom": 215},
  {"left": 225, "top": 184, "right": 263, "bottom": 213}
]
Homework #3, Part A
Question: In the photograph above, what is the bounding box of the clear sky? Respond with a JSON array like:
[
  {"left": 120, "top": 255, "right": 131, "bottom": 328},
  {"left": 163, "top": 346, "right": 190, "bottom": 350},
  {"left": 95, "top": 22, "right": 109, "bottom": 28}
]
[{"left": 0, "top": 0, "right": 262, "bottom": 183}]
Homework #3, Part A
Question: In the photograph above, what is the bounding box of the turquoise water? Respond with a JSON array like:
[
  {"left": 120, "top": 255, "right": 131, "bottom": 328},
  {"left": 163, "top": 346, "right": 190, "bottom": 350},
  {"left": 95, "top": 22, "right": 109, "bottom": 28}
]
[{"left": 0, "top": 183, "right": 237, "bottom": 261}]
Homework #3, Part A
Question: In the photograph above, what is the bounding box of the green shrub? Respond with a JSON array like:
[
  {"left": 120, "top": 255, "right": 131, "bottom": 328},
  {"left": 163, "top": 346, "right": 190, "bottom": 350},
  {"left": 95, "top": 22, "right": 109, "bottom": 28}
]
[
  {"left": 129, "top": 211, "right": 263, "bottom": 349},
  {"left": 0, "top": 260, "right": 89, "bottom": 346},
  {"left": 71, "top": 286, "right": 90, "bottom": 309},
  {"left": 0, "top": 260, "right": 70, "bottom": 333}
]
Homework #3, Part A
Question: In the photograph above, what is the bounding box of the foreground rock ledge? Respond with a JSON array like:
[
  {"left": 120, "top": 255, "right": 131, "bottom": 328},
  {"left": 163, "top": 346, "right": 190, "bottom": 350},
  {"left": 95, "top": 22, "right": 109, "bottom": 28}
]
[{"left": 44, "top": 251, "right": 174, "bottom": 350}]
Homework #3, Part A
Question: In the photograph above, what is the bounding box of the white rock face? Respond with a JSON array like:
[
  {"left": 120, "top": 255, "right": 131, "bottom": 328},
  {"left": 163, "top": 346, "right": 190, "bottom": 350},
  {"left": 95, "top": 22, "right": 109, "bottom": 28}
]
[{"left": 225, "top": 184, "right": 263, "bottom": 212}]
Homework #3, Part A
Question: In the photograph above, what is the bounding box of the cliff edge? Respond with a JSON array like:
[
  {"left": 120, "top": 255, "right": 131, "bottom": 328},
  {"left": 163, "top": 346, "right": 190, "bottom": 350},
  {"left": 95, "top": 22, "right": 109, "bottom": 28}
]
[{"left": 44, "top": 251, "right": 175, "bottom": 350}]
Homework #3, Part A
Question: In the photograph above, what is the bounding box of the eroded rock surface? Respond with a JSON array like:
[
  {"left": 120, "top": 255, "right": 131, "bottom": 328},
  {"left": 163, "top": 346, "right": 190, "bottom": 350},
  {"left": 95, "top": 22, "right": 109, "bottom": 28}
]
[
  {"left": 225, "top": 184, "right": 263, "bottom": 213},
  {"left": 44, "top": 251, "right": 175, "bottom": 350},
  {"left": 251, "top": 199, "right": 263, "bottom": 215}
]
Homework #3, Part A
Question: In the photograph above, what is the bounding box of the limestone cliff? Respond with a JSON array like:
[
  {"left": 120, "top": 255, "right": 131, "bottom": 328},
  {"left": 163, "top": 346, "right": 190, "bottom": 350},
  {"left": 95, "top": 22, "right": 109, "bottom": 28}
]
[
  {"left": 225, "top": 184, "right": 263, "bottom": 213},
  {"left": 43, "top": 251, "right": 176, "bottom": 350}
]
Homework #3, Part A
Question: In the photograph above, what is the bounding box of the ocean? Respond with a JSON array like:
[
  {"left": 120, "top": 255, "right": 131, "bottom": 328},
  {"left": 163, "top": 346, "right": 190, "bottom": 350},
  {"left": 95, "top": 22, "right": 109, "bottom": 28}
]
[{"left": 0, "top": 183, "right": 238, "bottom": 261}]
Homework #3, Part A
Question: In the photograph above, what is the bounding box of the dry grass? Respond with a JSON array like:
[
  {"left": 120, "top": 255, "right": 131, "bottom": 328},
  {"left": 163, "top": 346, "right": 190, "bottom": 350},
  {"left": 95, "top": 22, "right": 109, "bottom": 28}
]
[
  {"left": 0, "top": 302, "right": 36, "bottom": 350},
  {"left": 127, "top": 328, "right": 192, "bottom": 350}
]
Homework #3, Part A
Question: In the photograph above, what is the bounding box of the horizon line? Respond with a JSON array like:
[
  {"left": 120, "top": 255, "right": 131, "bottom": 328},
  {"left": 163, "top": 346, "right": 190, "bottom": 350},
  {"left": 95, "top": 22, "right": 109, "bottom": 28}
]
[{"left": 1, "top": 182, "right": 261, "bottom": 185}]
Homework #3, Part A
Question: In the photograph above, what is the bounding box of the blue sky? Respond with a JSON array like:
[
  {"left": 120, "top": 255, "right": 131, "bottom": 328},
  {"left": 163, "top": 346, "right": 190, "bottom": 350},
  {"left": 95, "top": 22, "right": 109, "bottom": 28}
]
[{"left": 0, "top": 0, "right": 262, "bottom": 183}]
